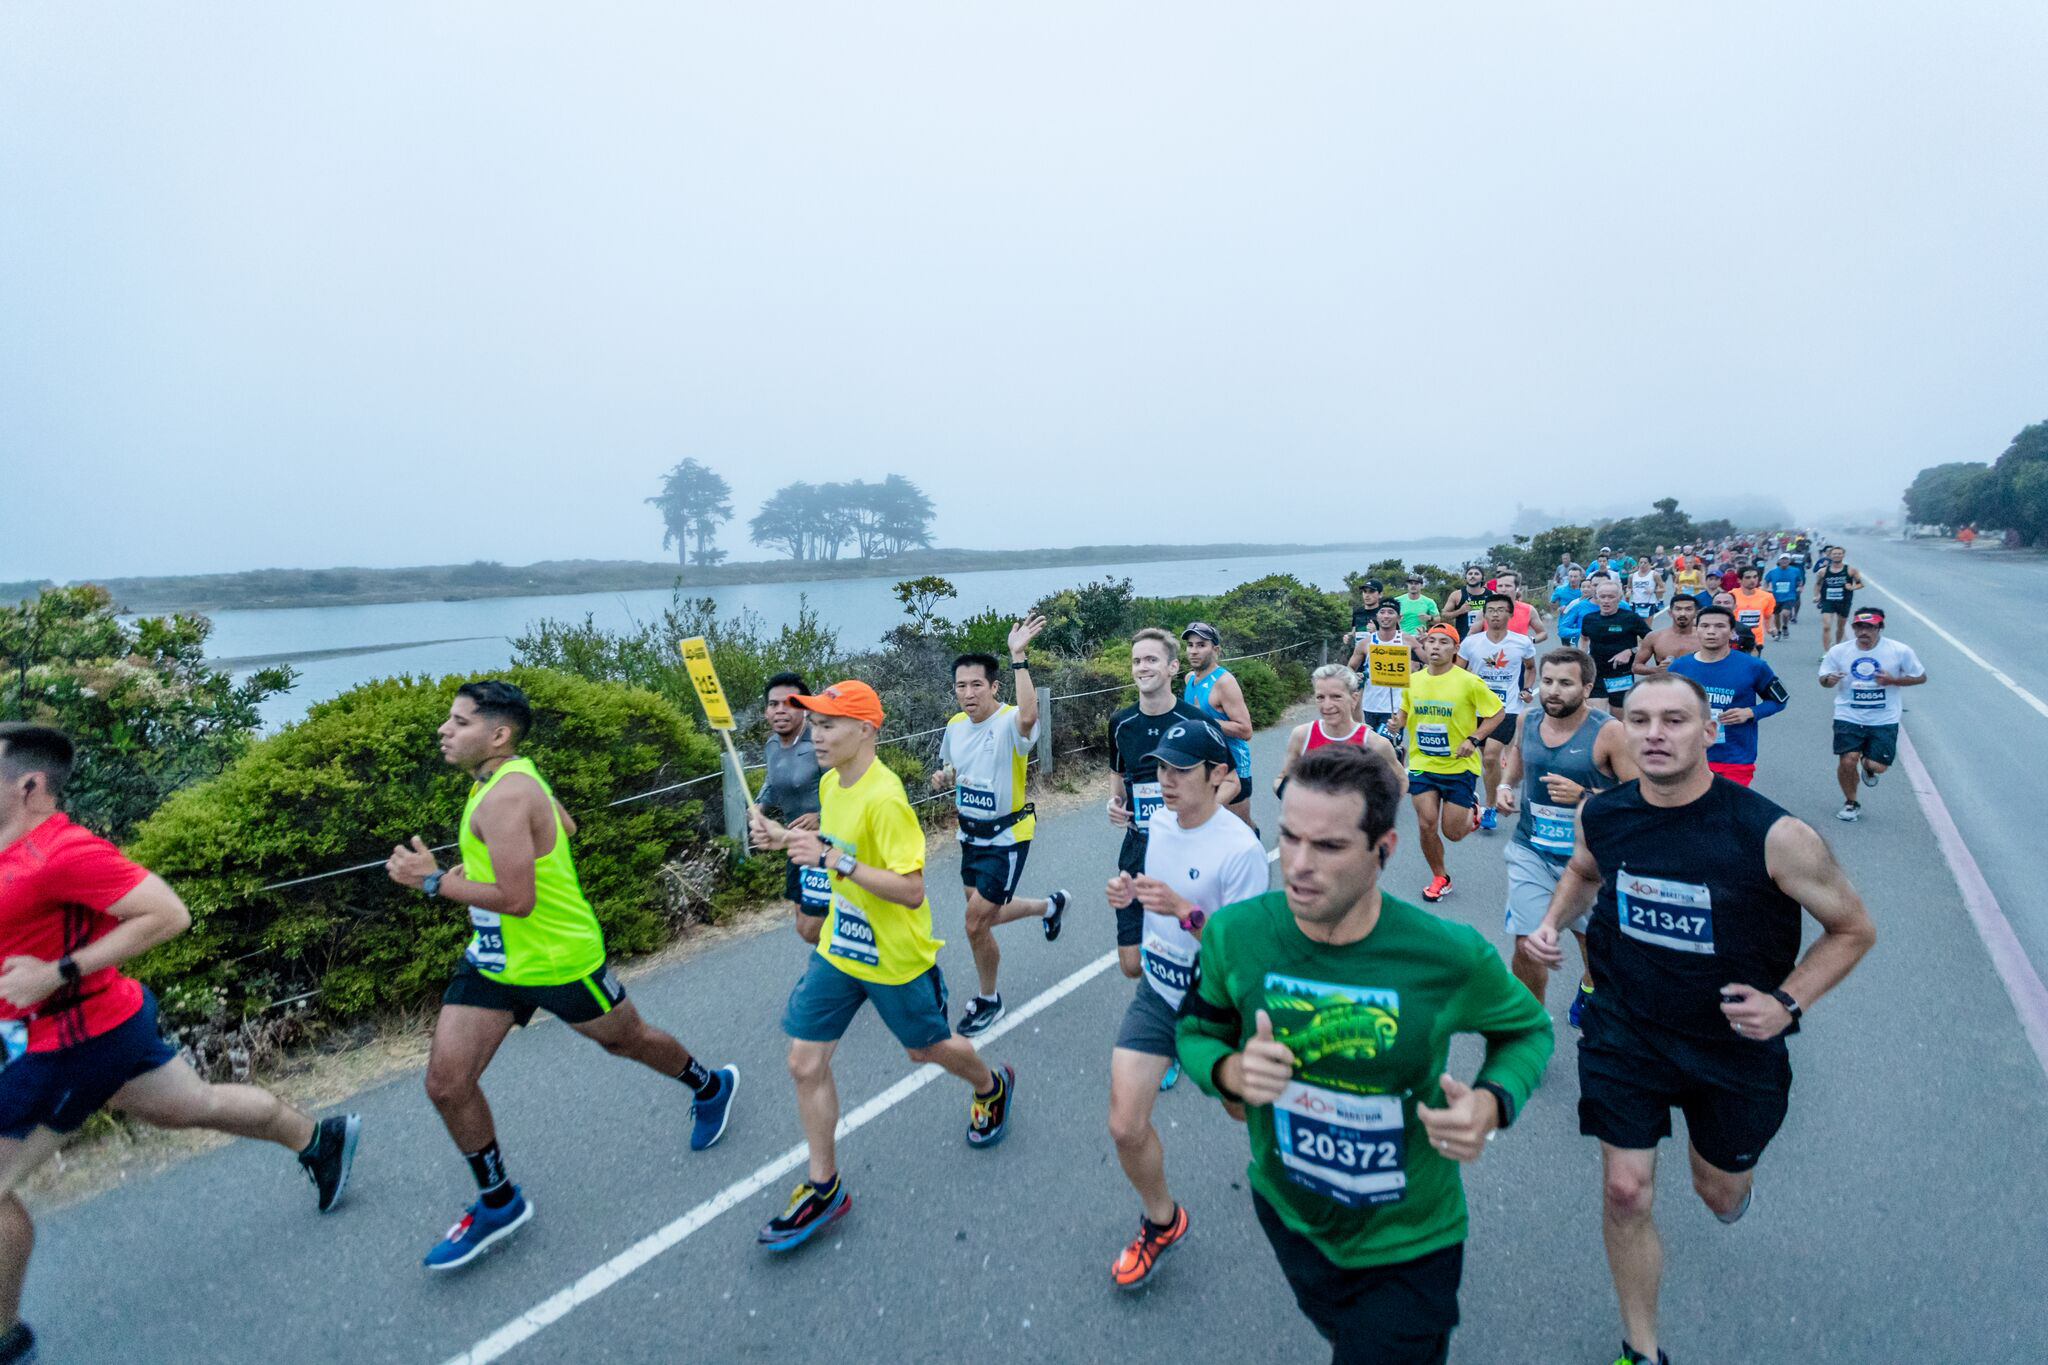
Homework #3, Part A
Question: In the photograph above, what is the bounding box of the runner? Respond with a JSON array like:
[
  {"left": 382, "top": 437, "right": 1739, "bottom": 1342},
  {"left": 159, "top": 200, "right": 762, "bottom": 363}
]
[
  {"left": 1455, "top": 594, "right": 1538, "bottom": 834},
  {"left": 1579, "top": 579, "right": 1653, "bottom": 717},
  {"left": 1627, "top": 561, "right": 1663, "bottom": 622},
  {"left": 1177, "top": 743, "right": 1554, "bottom": 1365},
  {"left": 1397, "top": 624, "right": 1506, "bottom": 902},
  {"left": 1349, "top": 601, "right": 1413, "bottom": 739},
  {"left": 0, "top": 725, "right": 361, "bottom": 1362},
  {"left": 1666, "top": 606, "right": 1788, "bottom": 787},
  {"left": 760, "top": 672, "right": 827, "bottom": 943},
  {"left": 1276, "top": 664, "right": 1401, "bottom": 797},
  {"left": 1102, "top": 718, "right": 1267, "bottom": 1290},
  {"left": 1550, "top": 564, "right": 1586, "bottom": 616},
  {"left": 1182, "top": 623, "right": 1257, "bottom": 829},
  {"left": 1555, "top": 550, "right": 1580, "bottom": 587},
  {"left": 1523, "top": 671, "right": 1878, "bottom": 1365},
  {"left": 1813, "top": 546, "right": 1864, "bottom": 655},
  {"left": 386, "top": 681, "right": 737, "bottom": 1269},
  {"left": 1728, "top": 567, "right": 1776, "bottom": 655},
  {"left": 1557, "top": 574, "right": 1605, "bottom": 649},
  {"left": 1819, "top": 608, "right": 1929, "bottom": 822},
  {"left": 1444, "top": 565, "right": 1489, "bottom": 637},
  {"left": 929, "top": 618, "right": 1070, "bottom": 1037},
  {"left": 1395, "top": 573, "right": 1439, "bottom": 635},
  {"left": 1493, "top": 571, "right": 1549, "bottom": 642},
  {"left": 748, "top": 679, "right": 1015, "bottom": 1252},
  {"left": 1346, "top": 579, "right": 1386, "bottom": 655},
  {"left": 1763, "top": 554, "right": 1804, "bottom": 639},
  {"left": 1494, "top": 651, "right": 1636, "bottom": 1026},
  {"left": 1672, "top": 553, "right": 1705, "bottom": 600},
  {"left": 1632, "top": 594, "right": 1701, "bottom": 677}
]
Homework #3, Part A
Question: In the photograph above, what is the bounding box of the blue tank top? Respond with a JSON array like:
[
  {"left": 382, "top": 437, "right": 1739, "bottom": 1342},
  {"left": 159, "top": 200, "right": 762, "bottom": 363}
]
[{"left": 1184, "top": 666, "right": 1253, "bottom": 776}]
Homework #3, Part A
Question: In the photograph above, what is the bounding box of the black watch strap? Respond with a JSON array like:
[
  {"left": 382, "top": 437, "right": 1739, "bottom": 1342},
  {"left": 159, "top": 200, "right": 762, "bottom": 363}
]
[
  {"left": 1474, "top": 1080, "right": 1516, "bottom": 1130},
  {"left": 1770, "top": 988, "right": 1802, "bottom": 1030},
  {"left": 57, "top": 955, "right": 82, "bottom": 985},
  {"left": 1010, "top": 659, "right": 1030, "bottom": 670}
]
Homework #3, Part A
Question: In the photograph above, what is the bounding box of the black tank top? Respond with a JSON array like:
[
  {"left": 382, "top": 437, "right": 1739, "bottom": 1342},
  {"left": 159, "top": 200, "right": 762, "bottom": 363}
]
[
  {"left": 1582, "top": 778, "right": 1802, "bottom": 1045},
  {"left": 1819, "top": 567, "right": 1851, "bottom": 603}
]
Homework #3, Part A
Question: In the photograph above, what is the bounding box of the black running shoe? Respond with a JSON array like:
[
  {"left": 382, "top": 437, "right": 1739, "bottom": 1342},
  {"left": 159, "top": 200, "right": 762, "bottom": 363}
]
[
  {"left": 957, "top": 994, "right": 1004, "bottom": 1037},
  {"left": 967, "top": 1063, "right": 1015, "bottom": 1148},
  {"left": 1614, "top": 1344, "right": 1670, "bottom": 1365},
  {"left": 299, "top": 1113, "right": 362, "bottom": 1213},
  {"left": 0, "top": 1322, "right": 36, "bottom": 1365},
  {"left": 757, "top": 1177, "right": 851, "bottom": 1252},
  {"left": 1042, "top": 889, "right": 1069, "bottom": 942}
]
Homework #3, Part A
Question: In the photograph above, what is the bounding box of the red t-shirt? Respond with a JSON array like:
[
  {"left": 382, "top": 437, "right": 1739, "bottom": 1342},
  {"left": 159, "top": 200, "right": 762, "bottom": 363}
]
[{"left": 0, "top": 814, "right": 149, "bottom": 1051}]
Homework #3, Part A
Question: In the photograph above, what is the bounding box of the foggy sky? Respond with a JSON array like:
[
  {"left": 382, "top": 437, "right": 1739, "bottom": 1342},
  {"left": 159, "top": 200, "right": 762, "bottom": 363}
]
[{"left": 5, "top": 2, "right": 2045, "bottom": 582}]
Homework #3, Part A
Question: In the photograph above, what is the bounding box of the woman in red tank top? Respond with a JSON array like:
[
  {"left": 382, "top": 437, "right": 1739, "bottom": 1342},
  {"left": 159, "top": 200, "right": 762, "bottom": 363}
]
[{"left": 1276, "top": 665, "right": 1399, "bottom": 798}]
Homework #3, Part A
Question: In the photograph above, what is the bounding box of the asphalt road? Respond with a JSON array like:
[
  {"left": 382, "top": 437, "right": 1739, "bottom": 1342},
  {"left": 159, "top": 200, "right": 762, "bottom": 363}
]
[{"left": 29, "top": 575, "right": 2048, "bottom": 1364}]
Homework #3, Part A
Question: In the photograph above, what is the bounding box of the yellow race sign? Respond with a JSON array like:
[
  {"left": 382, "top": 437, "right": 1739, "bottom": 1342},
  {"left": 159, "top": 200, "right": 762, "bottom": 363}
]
[
  {"left": 677, "top": 637, "right": 736, "bottom": 731},
  {"left": 1367, "top": 643, "right": 1411, "bottom": 690}
]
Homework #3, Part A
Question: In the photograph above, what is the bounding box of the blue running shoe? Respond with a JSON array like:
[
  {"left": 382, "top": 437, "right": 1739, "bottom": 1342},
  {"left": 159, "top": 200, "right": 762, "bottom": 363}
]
[
  {"left": 423, "top": 1188, "right": 532, "bottom": 1271},
  {"left": 758, "top": 1178, "right": 851, "bottom": 1252},
  {"left": 690, "top": 1064, "right": 739, "bottom": 1151},
  {"left": 1159, "top": 1060, "right": 1181, "bottom": 1091},
  {"left": 1569, "top": 983, "right": 1593, "bottom": 1031},
  {"left": 1478, "top": 807, "right": 1498, "bottom": 832}
]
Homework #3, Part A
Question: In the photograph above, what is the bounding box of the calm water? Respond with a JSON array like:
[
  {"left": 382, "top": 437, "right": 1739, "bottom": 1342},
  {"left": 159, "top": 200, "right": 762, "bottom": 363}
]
[{"left": 201, "top": 542, "right": 1490, "bottom": 728}]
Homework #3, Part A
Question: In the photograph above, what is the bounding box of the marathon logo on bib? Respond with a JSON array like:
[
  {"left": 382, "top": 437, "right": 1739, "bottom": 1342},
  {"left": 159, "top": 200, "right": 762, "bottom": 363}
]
[
  {"left": 1131, "top": 780, "right": 1164, "bottom": 827},
  {"left": 465, "top": 908, "right": 507, "bottom": 973},
  {"left": 1274, "top": 1083, "right": 1406, "bottom": 1208},
  {"left": 825, "top": 894, "right": 881, "bottom": 967},
  {"left": 1616, "top": 870, "right": 1715, "bottom": 955},
  {"left": 955, "top": 784, "right": 998, "bottom": 817}
]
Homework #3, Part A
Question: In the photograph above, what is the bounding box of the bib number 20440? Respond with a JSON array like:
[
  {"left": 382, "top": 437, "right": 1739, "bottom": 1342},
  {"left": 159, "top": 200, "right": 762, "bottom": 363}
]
[{"left": 1273, "top": 1083, "right": 1406, "bottom": 1208}]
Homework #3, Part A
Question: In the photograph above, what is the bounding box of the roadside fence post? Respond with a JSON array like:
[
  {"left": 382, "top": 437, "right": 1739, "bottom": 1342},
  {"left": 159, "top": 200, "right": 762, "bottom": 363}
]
[
  {"left": 1036, "top": 684, "right": 1054, "bottom": 775},
  {"left": 721, "top": 746, "right": 750, "bottom": 850}
]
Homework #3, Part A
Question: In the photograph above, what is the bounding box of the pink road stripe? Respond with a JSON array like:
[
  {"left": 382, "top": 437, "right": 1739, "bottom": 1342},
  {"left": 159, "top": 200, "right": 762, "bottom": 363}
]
[{"left": 1899, "top": 729, "right": 2048, "bottom": 1082}]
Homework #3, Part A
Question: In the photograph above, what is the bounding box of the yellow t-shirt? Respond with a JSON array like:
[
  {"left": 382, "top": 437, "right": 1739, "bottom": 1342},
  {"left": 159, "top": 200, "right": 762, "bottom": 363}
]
[
  {"left": 815, "top": 757, "right": 942, "bottom": 985},
  {"left": 1398, "top": 666, "right": 1503, "bottom": 776}
]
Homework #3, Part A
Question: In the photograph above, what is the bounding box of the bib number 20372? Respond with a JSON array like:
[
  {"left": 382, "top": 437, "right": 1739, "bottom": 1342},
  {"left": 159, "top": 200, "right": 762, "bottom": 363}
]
[{"left": 1273, "top": 1083, "right": 1406, "bottom": 1208}]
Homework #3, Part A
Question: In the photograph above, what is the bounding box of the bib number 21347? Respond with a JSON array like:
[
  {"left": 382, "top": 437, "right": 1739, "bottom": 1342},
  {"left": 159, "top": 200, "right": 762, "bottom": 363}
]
[
  {"left": 1616, "top": 871, "right": 1715, "bottom": 955},
  {"left": 1273, "top": 1083, "right": 1406, "bottom": 1208}
]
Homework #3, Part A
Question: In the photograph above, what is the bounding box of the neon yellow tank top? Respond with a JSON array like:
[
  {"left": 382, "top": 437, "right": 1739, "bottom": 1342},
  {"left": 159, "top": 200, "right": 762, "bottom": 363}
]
[{"left": 457, "top": 756, "right": 606, "bottom": 985}]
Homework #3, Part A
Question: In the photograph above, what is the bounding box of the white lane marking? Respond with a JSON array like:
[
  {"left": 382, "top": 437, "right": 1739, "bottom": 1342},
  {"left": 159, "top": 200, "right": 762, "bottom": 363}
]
[
  {"left": 441, "top": 950, "right": 1121, "bottom": 1365},
  {"left": 1898, "top": 731, "right": 2048, "bottom": 1084},
  {"left": 1861, "top": 573, "right": 2048, "bottom": 721}
]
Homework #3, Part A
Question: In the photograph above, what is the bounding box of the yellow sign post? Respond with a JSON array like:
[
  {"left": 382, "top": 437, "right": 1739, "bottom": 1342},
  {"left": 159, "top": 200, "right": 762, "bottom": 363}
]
[
  {"left": 678, "top": 637, "right": 756, "bottom": 816},
  {"left": 1367, "top": 643, "right": 1411, "bottom": 691}
]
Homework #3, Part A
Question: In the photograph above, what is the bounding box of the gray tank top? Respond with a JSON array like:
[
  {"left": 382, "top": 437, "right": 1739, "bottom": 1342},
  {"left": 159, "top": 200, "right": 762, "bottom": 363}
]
[
  {"left": 761, "top": 727, "right": 823, "bottom": 820},
  {"left": 1513, "top": 709, "right": 1611, "bottom": 860}
]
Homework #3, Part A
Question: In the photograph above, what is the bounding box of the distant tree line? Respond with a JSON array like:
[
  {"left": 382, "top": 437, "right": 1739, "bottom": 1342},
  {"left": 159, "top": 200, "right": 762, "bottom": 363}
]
[
  {"left": 1484, "top": 498, "right": 1738, "bottom": 582},
  {"left": 1903, "top": 420, "right": 2048, "bottom": 545},
  {"left": 647, "top": 461, "right": 938, "bottom": 567}
]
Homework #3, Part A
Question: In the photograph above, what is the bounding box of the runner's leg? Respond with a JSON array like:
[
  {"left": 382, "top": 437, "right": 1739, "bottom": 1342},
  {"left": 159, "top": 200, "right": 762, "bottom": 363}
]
[
  {"left": 108, "top": 1054, "right": 315, "bottom": 1151},
  {"left": 963, "top": 889, "right": 1005, "bottom": 997},
  {"left": 0, "top": 1130, "right": 63, "bottom": 1332},
  {"left": 1510, "top": 937, "right": 1549, "bottom": 1002},
  {"left": 1411, "top": 791, "right": 1447, "bottom": 878},
  {"left": 905, "top": 1033, "right": 997, "bottom": 1093},
  {"left": 571, "top": 997, "right": 696, "bottom": 1075},
  {"left": 786, "top": 1038, "right": 842, "bottom": 1185},
  {"left": 1108, "top": 1048, "right": 1176, "bottom": 1224},
  {"left": 1601, "top": 1143, "right": 1664, "bottom": 1361},
  {"left": 1686, "top": 1141, "right": 1755, "bottom": 1221},
  {"left": 1836, "top": 751, "right": 1861, "bottom": 805},
  {"left": 423, "top": 1004, "right": 518, "bottom": 1153}
]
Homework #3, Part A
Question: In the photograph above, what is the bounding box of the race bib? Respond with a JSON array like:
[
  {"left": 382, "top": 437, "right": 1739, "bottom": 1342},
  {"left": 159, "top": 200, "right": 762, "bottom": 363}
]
[
  {"left": 1140, "top": 929, "right": 1197, "bottom": 1010},
  {"left": 1529, "top": 801, "right": 1575, "bottom": 855},
  {"left": 825, "top": 893, "right": 881, "bottom": 967},
  {"left": 0, "top": 1019, "right": 25, "bottom": 1070},
  {"left": 465, "top": 908, "right": 507, "bottom": 973},
  {"left": 1486, "top": 683, "right": 1509, "bottom": 702},
  {"left": 1739, "top": 610, "right": 1761, "bottom": 628},
  {"left": 1824, "top": 583, "right": 1845, "bottom": 601},
  {"left": 1709, "top": 708, "right": 1726, "bottom": 746},
  {"left": 1274, "top": 1083, "right": 1406, "bottom": 1208},
  {"left": 955, "top": 785, "right": 998, "bottom": 818},
  {"left": 1851, "top": 686, "right": 1885, "bottom": 706},
  {"left": 1131, "top": 780, "right": 1164, "bottom": 826},
  {"left": 798, "top": 864, "right": 831, "bottom": 910},
  {"left": 1616, "top": 871, "right": 1715, "bottom": 955},
  {"left": 1415, "top": 723, "right": 1451, "bottom": 757},
  {"left": 1605, "top": 672, "right": 1635, "bottom": 694}
]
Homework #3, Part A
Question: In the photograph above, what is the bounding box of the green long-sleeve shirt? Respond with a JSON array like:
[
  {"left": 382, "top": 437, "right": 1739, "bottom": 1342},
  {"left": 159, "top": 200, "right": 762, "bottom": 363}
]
[{"left": 1176, "top": 890, "right": 1553, "bottom": 1268}]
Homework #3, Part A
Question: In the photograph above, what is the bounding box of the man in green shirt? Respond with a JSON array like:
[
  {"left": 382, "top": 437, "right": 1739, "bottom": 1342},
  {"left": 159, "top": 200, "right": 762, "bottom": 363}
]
[
  {"left": 1177, "top": 743, "right": 1553, "bottom": 1365},
  {"left": 1396, "top": 572, "right": 1439, "bottom": 635}
]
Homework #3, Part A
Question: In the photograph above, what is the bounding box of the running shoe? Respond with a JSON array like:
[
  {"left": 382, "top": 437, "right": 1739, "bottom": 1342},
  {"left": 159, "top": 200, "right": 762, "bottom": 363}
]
[
  {"left": 1614, "top": 1346, "right": 1670, "bottom": 1365},
  {"left": 0, "top": 1322, "right": 35, "bottom": 1365},
  {"left": 757, "top": 1177, "right": 851, "bottom": 1252},
  {"left": 1422, "top": 874, "right": 1452, "bottom": 903},
  {"left": 423, "top": 1187, "right": 532, "bottom": 1271},
  {"left": 1860, "top": 762, "right": 1881, "bottom": 789},
  {"left": 1714, "top": 1182, "right": 1755, "bottom": 1225},
  {"left": 958, "top": 994, "right": 1004, "bottom": 1037},
  {"left": 1836, "top": 801, "right": 1860, "bottom": 822},
  {"left": 967, "top": 1063, "right": 1015, "bottom": 1148},
  {"left": 1478, "top": 807, "right": 1498, "bottom": 833},
  {"left": 1159, "top": 1060, "right": 1181, "bottom": 1091},
  {"left": 1043, "top": 889, "right": 1070, "bottom": 942},
  {"left": 299, "top": 1112, "right": 361, "bottom": 1213},
  {"left": 1568, "top": 982, "right": 1593, "bottom": 1031},
  {"left": 689, "top": 1064, "right": 739, "bottom": 1151},
  {"left": 1110, "top": 1204, "right": 1189, "bottom": 1290}
]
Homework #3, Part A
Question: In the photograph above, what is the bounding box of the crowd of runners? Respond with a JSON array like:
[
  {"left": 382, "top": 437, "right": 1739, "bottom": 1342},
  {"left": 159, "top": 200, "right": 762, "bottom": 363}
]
[{"left": 0, "top": 529, "right": 1932, "bottom": 1365}]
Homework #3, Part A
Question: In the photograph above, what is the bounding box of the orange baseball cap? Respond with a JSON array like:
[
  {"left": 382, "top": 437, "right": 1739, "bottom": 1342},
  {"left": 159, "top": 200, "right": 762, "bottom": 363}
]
[
  {"left": 790, "top": 679, "right": 885, "bottom": 728},
  {"left": 1424, "top": 624, "right": 1460, "bottom": 642}
]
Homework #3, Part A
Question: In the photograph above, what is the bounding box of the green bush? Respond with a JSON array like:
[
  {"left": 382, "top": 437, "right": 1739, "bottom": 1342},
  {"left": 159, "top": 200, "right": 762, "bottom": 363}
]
[
  {"left": 1233, "top": 658, "right": 1286, "bottom": 728},
  {"left": 125, "top": 667, "right": 719, "bottom": 1027},
  {"left": 1274, "top": 657, "right": 1311, "bottom": 703}
]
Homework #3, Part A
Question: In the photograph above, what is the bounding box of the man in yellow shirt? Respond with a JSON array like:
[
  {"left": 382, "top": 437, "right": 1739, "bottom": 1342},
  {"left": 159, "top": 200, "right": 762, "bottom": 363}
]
[
  {"left": 748, "top": 680, "right": 1015, "bottom": 1253},
  {"left": 1396, "top": 625, "right": 1506, "bottom": 903}
]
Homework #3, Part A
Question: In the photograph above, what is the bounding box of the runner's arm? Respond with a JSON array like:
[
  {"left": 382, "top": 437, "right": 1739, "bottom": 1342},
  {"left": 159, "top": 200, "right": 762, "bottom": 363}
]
[
  {"left": 1760, "top": 816, "right": 1877, "bottom": 1016},
  {"left": 1176, "top": 941, "right": 1247, "bottom": 1102},
  {"left": 1451, "top": 928, "right": 1555, "bottom": 1128},
  {"left": 436, "top": 784, "right": 542, "bottom": 917},
  {"left": 1279, "top": 724, "right": 1308, "bottom": 783},
  {"left": 1594, "top": 722, "right": 1640, "bottom": 784},
  {"left": 1537, "top": 826, "right": 1602, "bottom": 936},
  {"left": 59, "top": 873, "right": 191, "bottom": 972},
  {"left": 1751, "top": 671, "right": 1789, "bottom": 722},
  {"left": 1210, "top": 672, "right": 1254, "bottom": 741},
  {"left": 1631, "top": 636, "right": 1664, "bottom": 676},
  {"left": 838, "top": 861, "right": 926, "bottom": 909}
]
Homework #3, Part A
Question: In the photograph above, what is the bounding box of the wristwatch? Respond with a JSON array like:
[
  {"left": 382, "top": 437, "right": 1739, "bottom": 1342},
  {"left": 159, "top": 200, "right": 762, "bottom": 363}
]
[
  {"left": 835, "top": 852, "right": 859, "bottom": 878},
  {"left": 56, "top": 955, "right": 81, "bottom": 985},
  {"left": 1011, "top": 659, "right": 1030, "bottom": 670},
  {"left": 421, "top": 870, "right": 444, "bottom": 898},
  {"left": 1770, "top": 988, "right": 1803, "bottom": 1029}
]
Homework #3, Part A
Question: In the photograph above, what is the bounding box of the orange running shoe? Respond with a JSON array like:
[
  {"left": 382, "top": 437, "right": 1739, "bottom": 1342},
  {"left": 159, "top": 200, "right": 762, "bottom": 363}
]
[
  {"left": 1111, "top": 1204, "right": 1189, "bottom": 1290},
  {"left": 1422, "top": 874, "right": 1453, "bottom": 902}
]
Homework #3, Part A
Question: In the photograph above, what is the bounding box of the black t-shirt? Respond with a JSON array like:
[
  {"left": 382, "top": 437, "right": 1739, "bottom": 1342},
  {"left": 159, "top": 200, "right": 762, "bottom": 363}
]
[
  {"left": 1580, "top": 608, "right": 1652, "bottom": 679},
  {"left": 1109, "top": 699, "right": 1211, "bottom": 826},
  {"left": 1583, "top": 778, "right": 1802, "bottom": 1052},
  {"left": 1351, "top": 604, "right": 1378, "bottom": 633}
]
